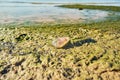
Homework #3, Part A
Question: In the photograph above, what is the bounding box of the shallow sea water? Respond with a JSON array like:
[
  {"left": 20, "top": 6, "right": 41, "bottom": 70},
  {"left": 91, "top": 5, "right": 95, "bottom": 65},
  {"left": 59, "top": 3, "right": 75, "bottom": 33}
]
[{"left": 0, "top": 0, "right": 120, "bottom": 24}]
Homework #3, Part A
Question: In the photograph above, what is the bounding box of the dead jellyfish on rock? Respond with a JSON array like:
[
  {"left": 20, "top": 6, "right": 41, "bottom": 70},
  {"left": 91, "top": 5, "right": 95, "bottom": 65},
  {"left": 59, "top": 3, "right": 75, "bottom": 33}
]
[{"left": 52, "top": 37, "right": 70, "bottom": 48}]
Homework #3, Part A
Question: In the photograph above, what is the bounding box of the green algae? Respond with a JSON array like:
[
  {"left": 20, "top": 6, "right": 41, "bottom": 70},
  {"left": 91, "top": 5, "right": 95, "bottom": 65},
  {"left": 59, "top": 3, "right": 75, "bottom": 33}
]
[
  {"left": 0, "top": 20, "right": 120, "bottom": 80},
  {"left": 59, "top": 4, "right": 120, "bottom": 12}
]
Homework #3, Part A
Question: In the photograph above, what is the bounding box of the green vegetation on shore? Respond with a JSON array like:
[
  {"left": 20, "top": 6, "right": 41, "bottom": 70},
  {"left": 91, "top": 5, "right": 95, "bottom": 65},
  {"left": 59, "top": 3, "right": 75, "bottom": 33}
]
[
  {"left": 59, "top": 4, "right": 120, "bottom": 11},
  {"left": 2, "top": 20, "right": 120, "bottom": 32}
]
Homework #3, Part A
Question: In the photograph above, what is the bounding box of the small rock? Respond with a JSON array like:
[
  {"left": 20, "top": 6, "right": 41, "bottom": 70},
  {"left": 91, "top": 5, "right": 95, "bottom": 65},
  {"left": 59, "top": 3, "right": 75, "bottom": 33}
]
[{"left": 52, "top": 37, "right": 70, "bottom": 48}]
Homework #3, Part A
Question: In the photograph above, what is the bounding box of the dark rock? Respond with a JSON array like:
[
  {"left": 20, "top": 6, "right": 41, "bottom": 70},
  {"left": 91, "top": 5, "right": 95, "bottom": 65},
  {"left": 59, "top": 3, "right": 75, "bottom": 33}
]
[{"left": 78, "top": 8, "right": 83, "bottom": 10}]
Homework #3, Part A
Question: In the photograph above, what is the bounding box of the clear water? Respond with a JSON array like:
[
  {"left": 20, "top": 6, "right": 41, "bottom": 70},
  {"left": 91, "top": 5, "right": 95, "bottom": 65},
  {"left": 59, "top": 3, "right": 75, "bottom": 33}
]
[{"left": 0, "top": 0, "right": 120, "bottom": 24}]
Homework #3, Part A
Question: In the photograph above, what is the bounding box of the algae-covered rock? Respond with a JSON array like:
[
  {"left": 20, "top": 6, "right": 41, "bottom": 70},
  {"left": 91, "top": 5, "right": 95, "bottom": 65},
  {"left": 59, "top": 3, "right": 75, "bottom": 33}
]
[
  {"left": 52, "top": 37, "right": 70, "bottom": 48},
  {"left": 0, "top": 23, "right": 120, "bottom": 80}
]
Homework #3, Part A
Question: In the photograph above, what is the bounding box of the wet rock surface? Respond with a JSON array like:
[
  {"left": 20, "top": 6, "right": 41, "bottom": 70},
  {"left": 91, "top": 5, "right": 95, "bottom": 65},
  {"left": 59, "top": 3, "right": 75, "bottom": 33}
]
[{"left": 0, "top": 26, "right": 120, "bottom": 80}]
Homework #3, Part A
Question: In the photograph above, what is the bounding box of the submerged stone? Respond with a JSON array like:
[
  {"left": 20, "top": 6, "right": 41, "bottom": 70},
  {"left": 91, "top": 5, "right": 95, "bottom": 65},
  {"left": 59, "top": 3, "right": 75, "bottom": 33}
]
[{"left": 52, "top": 37, "right": 70, "bottom": 48}]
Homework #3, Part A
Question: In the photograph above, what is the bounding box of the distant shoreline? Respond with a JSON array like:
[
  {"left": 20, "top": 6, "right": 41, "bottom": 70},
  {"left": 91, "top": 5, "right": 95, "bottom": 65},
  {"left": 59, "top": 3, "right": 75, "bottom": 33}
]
[
  {"left": 0, "top": 1, "right": 120, "bottom": 5},
  {"left": 59, "top": 4, "right": 120, "bottom": 11}
]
